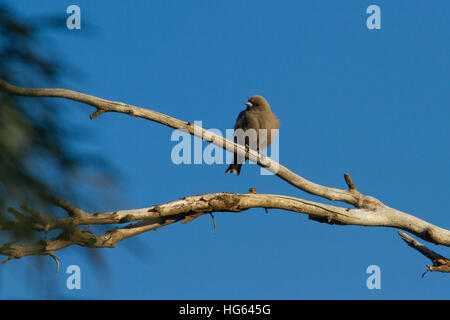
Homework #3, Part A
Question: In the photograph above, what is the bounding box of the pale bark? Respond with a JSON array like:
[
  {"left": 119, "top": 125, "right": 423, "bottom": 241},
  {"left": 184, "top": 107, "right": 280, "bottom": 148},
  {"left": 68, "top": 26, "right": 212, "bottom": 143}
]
[{"left": 0, "top": 79, "right": 448, "bottom": 275}]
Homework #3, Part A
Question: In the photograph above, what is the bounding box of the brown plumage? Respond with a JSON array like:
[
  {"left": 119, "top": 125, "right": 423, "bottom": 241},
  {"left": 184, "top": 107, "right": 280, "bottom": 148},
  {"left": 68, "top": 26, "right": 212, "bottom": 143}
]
[{"left": 225, "top": 95, "right": 280, "bottom": 175}]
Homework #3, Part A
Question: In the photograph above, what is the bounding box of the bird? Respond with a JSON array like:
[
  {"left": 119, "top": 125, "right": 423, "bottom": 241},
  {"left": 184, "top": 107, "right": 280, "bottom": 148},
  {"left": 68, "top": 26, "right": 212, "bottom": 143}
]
[{"left": 225, "top": 95, "right": 280, "bottom": 175}]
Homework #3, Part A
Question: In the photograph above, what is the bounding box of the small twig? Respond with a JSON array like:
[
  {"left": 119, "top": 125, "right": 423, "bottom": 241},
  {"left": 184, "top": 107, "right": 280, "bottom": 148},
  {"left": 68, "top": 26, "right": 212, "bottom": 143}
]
[
  {"left": 2, "top": 256, "right": 13, "bottom": 264},
  {"left": 48, "top": 252, "right": 60, "bottom": 274},
  {"left": 7, "top": 207, "right": 29, "bottom": 223},
  {"left": 344, "top": 173, "right": 356, "bottom": 190},
  {"left": 209, "top": 213, "right": 216, "bottom": 234},
  {"left": 90, "top": 109, "right": 106, "bottom": 119},
  {"left": 20, "top": 204, "right": 54, "bottom": 233},
  {"left": 43, "top": 195, "right": 86, "bottom": 218}
]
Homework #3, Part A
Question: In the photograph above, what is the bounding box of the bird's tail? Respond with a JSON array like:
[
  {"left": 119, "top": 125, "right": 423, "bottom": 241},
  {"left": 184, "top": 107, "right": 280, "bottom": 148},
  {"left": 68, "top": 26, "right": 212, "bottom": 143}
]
[{"left": 225, "top": 163, "right": 242, "bottom": 175}]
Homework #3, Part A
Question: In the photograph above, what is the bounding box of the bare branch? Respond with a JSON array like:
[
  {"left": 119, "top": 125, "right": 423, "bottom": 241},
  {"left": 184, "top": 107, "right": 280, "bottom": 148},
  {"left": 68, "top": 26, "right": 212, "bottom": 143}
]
[
  {"left": 1, "top": 193, "right": 449, "bottom": 263},
  {"left": 0, "top": 79, "right": 368, "bottom": 208},
  {"left": 0, "top": 79, "right": 449, "bottom": 274},
  {"left": 398, "top": 231, "right": 450, "bottom": 276}
]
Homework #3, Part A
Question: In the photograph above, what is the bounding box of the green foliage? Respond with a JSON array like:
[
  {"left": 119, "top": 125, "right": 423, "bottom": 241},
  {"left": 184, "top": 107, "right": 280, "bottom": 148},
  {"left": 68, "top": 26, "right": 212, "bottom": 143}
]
[{"left": 0, "top": 5, "right": 114, "bottom": 241}]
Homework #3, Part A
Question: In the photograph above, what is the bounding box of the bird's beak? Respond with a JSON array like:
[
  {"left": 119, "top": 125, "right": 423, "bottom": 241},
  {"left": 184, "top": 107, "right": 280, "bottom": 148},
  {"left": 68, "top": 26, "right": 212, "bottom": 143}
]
[{"left": 245, "top": 102, "right": 253, "bottom": 108}]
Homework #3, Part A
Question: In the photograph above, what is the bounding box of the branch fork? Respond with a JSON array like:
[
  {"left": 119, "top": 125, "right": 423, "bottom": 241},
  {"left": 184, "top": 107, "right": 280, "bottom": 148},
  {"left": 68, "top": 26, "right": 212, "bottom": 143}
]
[{"left": 1, "top": 79, "right": 449, "bottom": 276}]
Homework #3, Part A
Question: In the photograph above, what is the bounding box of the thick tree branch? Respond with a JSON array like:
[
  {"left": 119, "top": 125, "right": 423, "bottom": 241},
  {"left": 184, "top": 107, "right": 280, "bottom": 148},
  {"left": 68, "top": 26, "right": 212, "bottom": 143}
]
[
  {"left": 0, "top": 79, "right": 449, "bottom": 275},
  {"left": 1, "top": 193, "right": 449, "bottom": 273}
]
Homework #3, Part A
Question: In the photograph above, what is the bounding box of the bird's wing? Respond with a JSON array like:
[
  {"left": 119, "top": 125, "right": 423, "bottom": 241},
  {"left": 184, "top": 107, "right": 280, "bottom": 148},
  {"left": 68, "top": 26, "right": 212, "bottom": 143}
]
[
  {"left": 233, "top": 110, "right": 260, "bottom": 150},
  {"left": 234, "top": 110, "right": 248, "bottom": 130}
]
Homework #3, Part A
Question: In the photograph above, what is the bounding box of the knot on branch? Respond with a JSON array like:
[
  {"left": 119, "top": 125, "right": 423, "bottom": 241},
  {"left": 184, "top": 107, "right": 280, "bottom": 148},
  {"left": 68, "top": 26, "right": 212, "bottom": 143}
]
[
  {"left": 424, "top": 228, "right": 443, "bottom": 245},
  {"left": 343, "top": 174, "right": 383, "bottom": 210},
  {"left": 208, "top": 194, "right": 242, "bottom": 212},
  {"left": 360, "top": 196, "right": 383, "bottom": 210},
  {"left": 248, "top": 187, "right": 257, "bottom": 194}
]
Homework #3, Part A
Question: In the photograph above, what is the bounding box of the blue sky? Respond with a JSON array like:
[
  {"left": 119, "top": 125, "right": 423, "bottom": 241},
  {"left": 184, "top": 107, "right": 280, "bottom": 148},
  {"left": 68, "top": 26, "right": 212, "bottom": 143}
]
[{"left": 1, "top": 0, "right": 449, "bottom": 299}]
